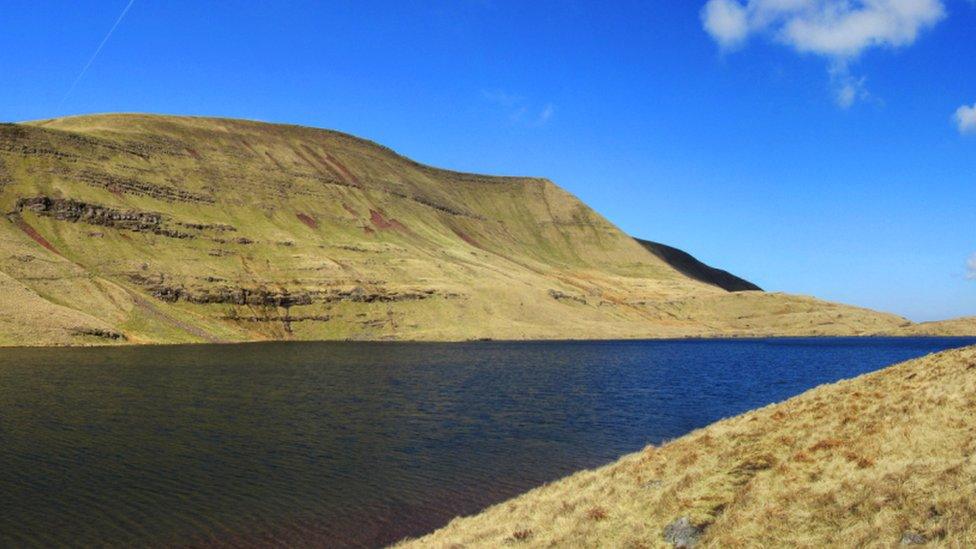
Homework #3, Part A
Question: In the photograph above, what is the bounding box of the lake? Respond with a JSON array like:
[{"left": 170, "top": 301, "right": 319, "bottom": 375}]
[{"left": 1, "top": 337, "right": 973, "bottom": 547}]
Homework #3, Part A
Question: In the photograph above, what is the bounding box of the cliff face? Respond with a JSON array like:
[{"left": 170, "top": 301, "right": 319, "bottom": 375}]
[{"left": 0, "top": 114, "right": 919, "bottom": 345}]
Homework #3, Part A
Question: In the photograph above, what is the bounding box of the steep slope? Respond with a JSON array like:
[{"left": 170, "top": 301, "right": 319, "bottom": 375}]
[
  {"left": 0, "top": 114, "right": 917, "bottom": 345},
  {"left": 400, "top": 345, "right": 976, "bottom": 548},
  {"left": 636, "top": 238, "right": 761, "bottom": 292}
]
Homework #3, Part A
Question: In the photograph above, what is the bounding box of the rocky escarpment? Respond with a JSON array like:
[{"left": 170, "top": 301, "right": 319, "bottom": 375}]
[
  {"left": 70, "top": 327, "right": 127, "bottom": 340},
  {"left": 0, "top": 121, "right": 187, "bottom": 161},
  {"left": 13, "top": 196, "right": 250, "bottom": 244},
  {"left": 75, "top": 170, "right": 214, "bottom": 204},
  {"left": 126, "top": 272, "right": 458, "bottom": 306},
  {"left": 15, "top": 196, "right": 194, "bottom": 239}
]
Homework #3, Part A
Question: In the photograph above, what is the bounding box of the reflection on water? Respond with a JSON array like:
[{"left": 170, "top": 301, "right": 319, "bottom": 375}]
[{"left": 0, "top": 337, "right": 973, "bottom": 547}]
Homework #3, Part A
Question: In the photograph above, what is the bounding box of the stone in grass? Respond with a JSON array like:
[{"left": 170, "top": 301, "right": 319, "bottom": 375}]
[
  {"left": 664, "top": 516, "right": 703, "bottom": 548},
  {"left": 900, "top": 531, "right": 927, "bottom": 545}
]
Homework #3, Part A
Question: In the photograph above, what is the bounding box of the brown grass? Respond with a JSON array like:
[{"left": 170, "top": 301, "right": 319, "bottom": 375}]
[
  {"left": 397, "top": 345, "right": 976, "bottom": 547},
  {"left": 585, "top": 507, "right": 609, "bottom": 521}
]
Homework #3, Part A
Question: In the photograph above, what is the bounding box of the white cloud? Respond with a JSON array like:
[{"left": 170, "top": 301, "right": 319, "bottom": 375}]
[
  {"left": 968, "top": 254, "right": 976, "bottom": 280},
  {"left": 482, "top": 90, "right": 555, "bottom": 127},
  {"left": 776, "top": 0, "right": 945, "bottom": 57},
  {"left": 702, "top": 0, "right": 750, "bottom": 48},
  {"left": 831, "top": 67, "right": 869, "bottom": 108},
  {"left": 955, "top": 103, "right": 976, "bottom": 134},
  {"left": 701, "top": 0, "right": 946, "bottom": 106}
]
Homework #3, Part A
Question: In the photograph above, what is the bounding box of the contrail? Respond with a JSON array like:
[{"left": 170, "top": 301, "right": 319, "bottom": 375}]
[{"left": 58, "top": 0, "right": 137, "bottom": 109}]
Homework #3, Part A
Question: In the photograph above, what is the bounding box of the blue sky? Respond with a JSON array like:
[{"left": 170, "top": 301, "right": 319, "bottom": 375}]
[{"left": 0, "top": 1, "right": 973, "bottom": 321}]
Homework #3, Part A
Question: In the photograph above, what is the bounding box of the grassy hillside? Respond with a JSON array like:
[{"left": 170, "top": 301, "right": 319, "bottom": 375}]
[
  {"left": 895, "top": 317, "right": 976, "bottom": 337},
  {"left": 0, "top": 114, "right": 946, "bottom": 345},
  {"left": 399, "top": 345, "right": 976, "bottom": 547}
]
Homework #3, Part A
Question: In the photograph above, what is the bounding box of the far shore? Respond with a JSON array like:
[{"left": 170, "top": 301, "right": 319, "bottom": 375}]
[{"left": 3, "top": 331, "right": 976, "bottom": 351}]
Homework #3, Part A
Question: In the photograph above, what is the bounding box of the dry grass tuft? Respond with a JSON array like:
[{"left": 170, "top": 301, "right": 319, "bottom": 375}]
[
  {"left": 585, "top": 507, "right": 609, "bottom": 521},
  {"left": 844, "top": 451, "right": 875, "bottom": 469},
  {"left": 809, "top": 438, "right": 845, "bottom": 452}
]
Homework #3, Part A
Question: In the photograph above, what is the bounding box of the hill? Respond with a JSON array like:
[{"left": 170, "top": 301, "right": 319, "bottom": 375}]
[
  {"left": 895, "top": 317, "right": 976, "bottom": 337},
  {"left": 398, "top": 344, "right": 976, "bottom": 547},
  {"left": 636, "top": 239, "right": 761, "bottom": 292},
  {"left": 0, "top": 113, "right": 946, "bottom": 345}
]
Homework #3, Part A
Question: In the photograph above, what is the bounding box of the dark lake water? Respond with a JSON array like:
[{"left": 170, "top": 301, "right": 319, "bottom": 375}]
[{"left": 1, "top": 337, "right": 974, "bottom": 547}]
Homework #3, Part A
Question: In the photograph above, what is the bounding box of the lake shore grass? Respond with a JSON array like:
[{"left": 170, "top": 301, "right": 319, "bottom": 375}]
[
  {"left": 3, "top": 333, "right": 976, "bottom": 350},
  {"left": 398, "top": 344, "right": 976, "bottom": 547}
]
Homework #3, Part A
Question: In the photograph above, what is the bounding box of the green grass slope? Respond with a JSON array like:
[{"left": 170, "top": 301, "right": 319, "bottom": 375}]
[{"left": 0, "top": 114, "right": 932, "bottom": 345}]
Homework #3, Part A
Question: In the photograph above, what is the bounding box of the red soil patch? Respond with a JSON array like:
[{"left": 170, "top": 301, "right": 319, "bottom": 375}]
[
  {"left": 265, "top": 151, "right": 285, "bottom": 170},
  {"left": 302, "top": 145, "right": 361, "bottom": 188},
  {"left": 322, "top": 152, "right": 360, "bottom": 186},
  {"left": 370, "top": 209, "right": 411, "bottom": 234},
  {"left": 9, "top": 215, "right": 59, "bottom": 255},
  {"left": 299, "top": 145, "right": 329, "bottom": 165},
  {"left": 239, "top": 139, "right": 258, "bottom": 156},
  {"left": 293, "top": 147, "right": 324, "bottom": 175},
  {"left": 366, "top": 209, "right": 412, "bottom": 235},
  {"left": 370, "top": 209, "right": 395, "bottom": 230},
  {"left": 342, "top": 202, "right": 360, "bottom": 217},
  {"left": 295, "top": 145, "right": 361, "bottom": 188},
  {"left": 296, "top": 212, "right": 319, "bottom": 229},
  {"left": 298, "top": 145, "right": 338, "bottom": 178},
  {"left": 451, "top": 227, "right": 482, "bottom": 249}
]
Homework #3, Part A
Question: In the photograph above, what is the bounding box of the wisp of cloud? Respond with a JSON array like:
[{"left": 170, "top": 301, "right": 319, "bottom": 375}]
[{"left": 59, "top": 0, "right": 137, "bottom": 109}]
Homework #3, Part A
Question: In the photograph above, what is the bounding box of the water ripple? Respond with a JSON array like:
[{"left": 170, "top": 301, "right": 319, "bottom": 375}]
[{"left": 0, "top": 337, "right": 974, "bottom": 547}]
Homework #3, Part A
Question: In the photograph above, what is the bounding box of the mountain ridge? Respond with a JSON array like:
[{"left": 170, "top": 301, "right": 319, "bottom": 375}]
[{"left": 0, "top": 113, "right": 964, "bottom": 345}]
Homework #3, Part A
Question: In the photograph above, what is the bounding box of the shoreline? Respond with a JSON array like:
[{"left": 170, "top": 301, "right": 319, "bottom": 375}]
[
  {"left": 3, "top": 332, "right": 976, "bottom": 351},
  {"left": 397, "top": 345, "right": 976, "bottom": 547}
]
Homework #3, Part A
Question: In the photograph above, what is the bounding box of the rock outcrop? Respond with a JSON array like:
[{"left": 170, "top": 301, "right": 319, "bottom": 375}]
[{"left": 16, "top": 196, "right": 193, "bottom": 239}]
